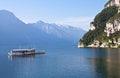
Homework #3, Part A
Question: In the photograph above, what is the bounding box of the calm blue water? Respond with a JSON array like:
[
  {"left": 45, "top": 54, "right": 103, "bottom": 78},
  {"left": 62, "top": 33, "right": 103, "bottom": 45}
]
[{"left": 0, "top": 45, "right": 120, "bottom": 78}]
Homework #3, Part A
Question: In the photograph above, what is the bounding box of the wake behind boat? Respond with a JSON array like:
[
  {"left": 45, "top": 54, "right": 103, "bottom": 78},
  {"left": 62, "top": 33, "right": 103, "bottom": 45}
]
[{"left": 8, "top": 48, "right": 45, "bottom": 56}]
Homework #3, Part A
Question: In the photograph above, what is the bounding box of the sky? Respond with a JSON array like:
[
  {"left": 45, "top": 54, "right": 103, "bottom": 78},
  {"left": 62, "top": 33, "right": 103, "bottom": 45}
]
[{"left": 0, "top": 0, "right": 108, "bottom": 30}]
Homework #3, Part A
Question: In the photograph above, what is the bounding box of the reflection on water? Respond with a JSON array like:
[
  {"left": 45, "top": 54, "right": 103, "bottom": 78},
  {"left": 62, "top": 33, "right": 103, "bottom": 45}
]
[
  {"left": 8, "top": 55, "right": 35, "bottom": 61},
  {"left": 90, "top": 48, "right": 120, "bottom": 78},
  {"left": 2, "top": 45, "right": 120, "bottom": 78}
]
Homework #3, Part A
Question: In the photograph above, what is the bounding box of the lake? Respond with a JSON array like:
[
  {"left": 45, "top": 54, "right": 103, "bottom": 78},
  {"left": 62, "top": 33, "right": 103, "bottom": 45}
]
[{"left": 0, "top": 45, "right": 120, "bottom": 78}]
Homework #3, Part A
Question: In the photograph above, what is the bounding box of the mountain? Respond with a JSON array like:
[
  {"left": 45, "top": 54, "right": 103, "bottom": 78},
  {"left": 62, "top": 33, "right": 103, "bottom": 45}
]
[
  {"left": 0, "top": 10, "right": 86, "bottom": 46},
  {"left": 78, "top": 0, "right": 120, "bottom": 48},
  {"left": 0, "top": 10, "right": 29, "bottom": 45},
  {"left": 29, "top": 21, "right": 85, "bottom": 43}
]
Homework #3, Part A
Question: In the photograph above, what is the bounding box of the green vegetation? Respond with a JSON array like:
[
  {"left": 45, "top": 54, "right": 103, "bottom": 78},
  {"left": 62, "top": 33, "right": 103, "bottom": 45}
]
[
  {"left": 110, "top": 31, "right": 120, "bottom": 39},
  {"left": 118, "top": 45, "right": 120, "bottom": 48},
  {"left": 94, "top": 6, "right": 118, "bottom": 28},
  {"left": 109, "top": 13, "right": 120, "bottom": 23},
  {"left": 82, "top": 30, "right": 95, "bottom": 46},
  {"left": 80, "top": 6, "right": 118, "bottom": 46}
]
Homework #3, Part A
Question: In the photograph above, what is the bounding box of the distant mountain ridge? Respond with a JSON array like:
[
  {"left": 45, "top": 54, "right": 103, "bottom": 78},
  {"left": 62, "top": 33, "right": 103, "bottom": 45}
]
[
  {"left": 0, "top": 10, "right": 86, "bottom": 46},
  {"left": 29, "top": 21, "right": 85, "bottom": 43}
]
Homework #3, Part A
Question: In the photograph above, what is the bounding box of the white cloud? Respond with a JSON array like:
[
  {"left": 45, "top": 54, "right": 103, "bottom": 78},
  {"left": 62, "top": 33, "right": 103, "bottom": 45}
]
[{"left": 53, "top": 17, "right": 94, "bottom": 31}]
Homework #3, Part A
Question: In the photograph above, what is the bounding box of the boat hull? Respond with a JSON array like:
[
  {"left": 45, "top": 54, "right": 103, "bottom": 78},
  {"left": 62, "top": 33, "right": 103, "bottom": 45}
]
[{"left": 8, "top": 52, "right": 35, "bottom": 56}]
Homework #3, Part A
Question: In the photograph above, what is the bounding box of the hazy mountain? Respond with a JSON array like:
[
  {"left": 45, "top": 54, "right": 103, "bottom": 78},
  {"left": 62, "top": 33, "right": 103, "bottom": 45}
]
[
  {"left": 29, "top": 21, "right": 86, "bottom": 43},
  {"left": 0, "top": 10, "right": 86, "bottom": 46},
  {"left": 0, "top": 10, "right": 51, "bottom": 45}
]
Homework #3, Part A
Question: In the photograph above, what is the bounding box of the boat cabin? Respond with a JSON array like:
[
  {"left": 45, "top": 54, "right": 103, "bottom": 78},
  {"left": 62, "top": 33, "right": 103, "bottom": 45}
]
[{"left": 9, "top": 48, "right": 35, "bottom": 56}]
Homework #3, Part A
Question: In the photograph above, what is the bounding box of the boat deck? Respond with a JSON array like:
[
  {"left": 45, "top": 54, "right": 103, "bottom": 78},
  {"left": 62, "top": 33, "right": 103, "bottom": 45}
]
[{"left": 27, "top": 51, "right": 45, "bottom": 55}]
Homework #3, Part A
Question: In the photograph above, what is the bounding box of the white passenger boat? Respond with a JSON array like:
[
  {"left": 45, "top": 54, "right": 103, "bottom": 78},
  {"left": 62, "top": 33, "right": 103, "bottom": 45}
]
[{"left": 8, "top": 48, "right": 35, "bottom": 56}]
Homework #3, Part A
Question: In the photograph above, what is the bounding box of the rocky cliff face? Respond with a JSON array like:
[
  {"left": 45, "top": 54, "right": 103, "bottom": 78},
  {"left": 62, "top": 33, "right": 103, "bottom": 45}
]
[
  {"left": 78, "top": 0, "right": 120, "bottom": 48},
  {"left": 105, "top": 0, "right": 120, "bottom": 8},
  {"left": 105, "top": 17, "right": 120, "bottom": 37}
]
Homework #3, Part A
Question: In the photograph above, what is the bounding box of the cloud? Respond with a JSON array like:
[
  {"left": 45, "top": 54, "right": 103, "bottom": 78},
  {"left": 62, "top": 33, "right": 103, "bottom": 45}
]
[{"left": 54, "top": 17, "right": 94, "bottom": 31}]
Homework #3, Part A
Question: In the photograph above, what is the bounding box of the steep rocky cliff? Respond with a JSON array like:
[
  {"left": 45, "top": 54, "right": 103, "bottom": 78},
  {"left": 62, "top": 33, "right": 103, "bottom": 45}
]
[
  {"left": 78, "top": 0, "right": 120, "bottom": 48},
  {"left": 105, "top": 0, "right": 120, "bottom": 8}
]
